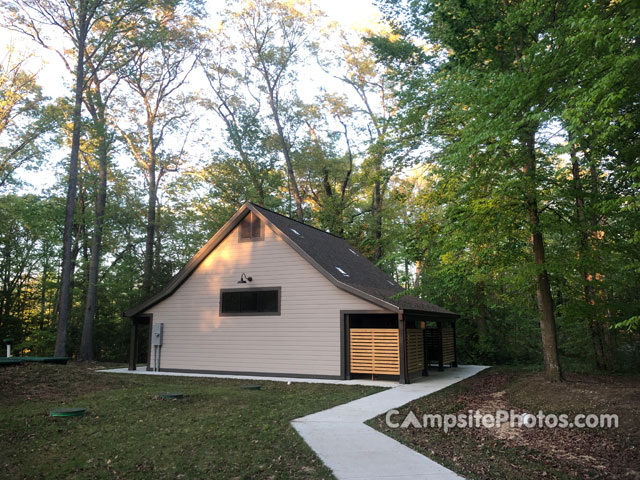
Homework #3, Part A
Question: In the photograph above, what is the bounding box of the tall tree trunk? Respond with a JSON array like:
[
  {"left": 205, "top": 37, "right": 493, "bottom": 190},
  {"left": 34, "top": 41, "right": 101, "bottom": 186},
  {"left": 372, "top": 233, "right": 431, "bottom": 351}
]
[
  {"left": 39, "top": 250, "right": 49, "bottom": 329},
  {"left": 602, "top": 299, "right": 615, "bottom": 369},
  {"left": 524, "top": 129, "right": 563, "bottom": 381},
  {"left": 339, "top": 119, "right": 354, "bottom": 205},
  {"left": 79, "top": 105, "right": 108, "bottom": 361},
  {"left": 475, "top": 281, "right": 489, "bottom": 340},
  {"left": 571, "top": 150, "right": 609, "bottom": 370},
  {"left": 0, "top": 241, "right": 11, "bottom": 331},
  {"left": 267, "top": 89, "right": 303, "bottom": 222},
  {"left": 80, "top": 190, "right": 89, "bottom": 290},
  {"left": 588, "top": 161, "right": 614, "bottom": 370},
  {"left": 414, "top": 260, "right": 422, "bottom": 289},
  {"left": 225, "top": 116, "right": 266, "bottom": 205},
  {"left": 153, "top": 203, "right": 163, "bottom": 289},
  {"left": 142, "top": 122, "right": 157, "bottom": 296},
  {"left": 54, "top": 5, "right": 87, "bottom": 357},
  {"left": 372, "top": 177, "right": 383, "bottom": 262}
]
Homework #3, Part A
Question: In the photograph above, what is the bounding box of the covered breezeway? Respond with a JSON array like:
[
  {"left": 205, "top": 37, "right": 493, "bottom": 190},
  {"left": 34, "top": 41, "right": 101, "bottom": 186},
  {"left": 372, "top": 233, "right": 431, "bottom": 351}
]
[{"left": 341, "top": 310, "right": 458, "bottom": 384}]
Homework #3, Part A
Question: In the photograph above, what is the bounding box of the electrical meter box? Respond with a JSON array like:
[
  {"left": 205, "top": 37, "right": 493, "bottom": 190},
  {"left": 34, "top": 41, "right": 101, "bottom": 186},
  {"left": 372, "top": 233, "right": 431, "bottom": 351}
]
[{"left": 151, "top": 323, "right": 164, "bottom": 346}]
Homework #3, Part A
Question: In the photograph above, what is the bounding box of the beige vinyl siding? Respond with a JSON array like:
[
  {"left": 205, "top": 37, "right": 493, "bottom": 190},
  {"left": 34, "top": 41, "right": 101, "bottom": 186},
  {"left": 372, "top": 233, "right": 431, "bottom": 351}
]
[{"left": 145, "top": 222, "right": 389, "bottom": 376}]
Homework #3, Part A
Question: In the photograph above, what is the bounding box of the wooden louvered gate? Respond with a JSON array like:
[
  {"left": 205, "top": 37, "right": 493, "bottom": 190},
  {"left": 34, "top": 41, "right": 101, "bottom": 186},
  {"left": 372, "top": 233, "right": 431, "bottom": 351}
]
[
  {"left": 349, "top": 329, "right": 399, "bottom": 375},
  {"left": 441, "top": 326, "right": 455, "bottom": 364},
  {"left": 424, "top": 325, "right": 457, "bottom": 368},
  {"left": 406, "top": 329, "right": 425, "bottom": 373}
]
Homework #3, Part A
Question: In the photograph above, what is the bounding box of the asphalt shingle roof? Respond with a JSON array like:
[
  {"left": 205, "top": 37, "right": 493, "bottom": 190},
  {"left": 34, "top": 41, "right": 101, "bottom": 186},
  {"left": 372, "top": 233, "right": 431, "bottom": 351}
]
[
  {"left": 125, "top": 203, "right": 457, "bottom": 317},
  {"left": 251, "top": 204, "right": 456, "bottom": 316}
]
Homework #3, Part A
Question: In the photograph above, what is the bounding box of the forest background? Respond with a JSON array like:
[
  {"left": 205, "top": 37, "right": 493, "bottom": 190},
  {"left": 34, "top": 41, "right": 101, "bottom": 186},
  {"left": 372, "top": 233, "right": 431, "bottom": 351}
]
[{"left": 0, "top": 0, "right": 637, "bottom": 378}]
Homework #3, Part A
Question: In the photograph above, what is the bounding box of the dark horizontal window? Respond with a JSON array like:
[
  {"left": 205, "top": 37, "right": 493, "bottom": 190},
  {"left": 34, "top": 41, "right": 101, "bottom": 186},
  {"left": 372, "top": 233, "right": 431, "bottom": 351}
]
[{"left": 220, "top": 288, "right": 280, "bottom": 316}]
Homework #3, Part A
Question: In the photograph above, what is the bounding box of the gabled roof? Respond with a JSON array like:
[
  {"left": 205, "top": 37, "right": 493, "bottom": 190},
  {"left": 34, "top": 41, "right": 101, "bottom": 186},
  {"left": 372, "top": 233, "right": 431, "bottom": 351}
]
[{"left": 124, "top": 203, "right": 457, "bottom": 317}]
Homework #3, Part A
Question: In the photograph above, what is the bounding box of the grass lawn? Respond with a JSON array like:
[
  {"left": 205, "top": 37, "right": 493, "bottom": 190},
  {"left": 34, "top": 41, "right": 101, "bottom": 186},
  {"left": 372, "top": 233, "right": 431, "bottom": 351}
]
[
  {"left": 369, "top": 367, "right": 640, "bottom": 480},
  {"left": 0, "top": 362, "right": 383, "bottom": 479}
]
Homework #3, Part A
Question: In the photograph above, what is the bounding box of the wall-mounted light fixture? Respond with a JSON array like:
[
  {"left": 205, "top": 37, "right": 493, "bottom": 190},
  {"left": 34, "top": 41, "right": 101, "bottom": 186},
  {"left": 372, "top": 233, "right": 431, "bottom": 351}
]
[{"left": 238, "top": 273, "right": 253, "bottom": 284}]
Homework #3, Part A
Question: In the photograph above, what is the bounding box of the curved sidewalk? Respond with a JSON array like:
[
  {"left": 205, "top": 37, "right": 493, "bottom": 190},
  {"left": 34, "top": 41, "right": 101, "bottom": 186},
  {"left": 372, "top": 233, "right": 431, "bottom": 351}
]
[{"left": 292, "top": 365, "right": 488, "bottom": 480}]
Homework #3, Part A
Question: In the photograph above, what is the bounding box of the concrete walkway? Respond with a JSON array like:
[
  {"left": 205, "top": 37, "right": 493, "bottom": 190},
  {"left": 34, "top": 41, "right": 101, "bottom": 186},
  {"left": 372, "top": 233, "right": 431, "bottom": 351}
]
[{"left": 292, "top": 365, "right": 488, "bottom": 480}]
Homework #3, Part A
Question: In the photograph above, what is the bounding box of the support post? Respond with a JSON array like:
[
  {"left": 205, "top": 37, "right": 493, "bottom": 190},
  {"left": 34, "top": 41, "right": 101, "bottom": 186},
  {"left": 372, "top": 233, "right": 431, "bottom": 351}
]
[
  {"left": 421, "top": 324, "right": 429, "bottom": 376},
  {"left": 452, "top": 320, "right": 458, "bottom": 367},
  {"left": 398, "top": 312, "right": 409, "bottom": 384},
  {"left": 343, "top": 314, "right": 351, "bottom": 380},
  {"left": 128, "top": 319, "right": 137, "bottom": 371},
  {"left": 3, "top": 338, "right": 14, "bottom": 358},
  {"left": 146, "top": 316, "right": 153, "bottom": 371},
  {"left": 437, "top": 321, "right": 444, "bottom": 371}
]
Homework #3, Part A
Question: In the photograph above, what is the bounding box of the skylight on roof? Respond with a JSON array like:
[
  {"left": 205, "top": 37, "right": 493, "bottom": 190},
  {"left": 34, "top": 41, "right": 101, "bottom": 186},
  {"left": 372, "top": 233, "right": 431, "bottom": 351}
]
[
  {"left": 290, "top": 228, "right": 302, "bottom": 237},
  {"left": 387, "top": 280, "right": 395, "bottom": 285},
  {"left": 336, "top": 267, "right": 350, "bottom": 277},
  {"left": 349, "top": 248, "right": 358, "bottom": 256}
]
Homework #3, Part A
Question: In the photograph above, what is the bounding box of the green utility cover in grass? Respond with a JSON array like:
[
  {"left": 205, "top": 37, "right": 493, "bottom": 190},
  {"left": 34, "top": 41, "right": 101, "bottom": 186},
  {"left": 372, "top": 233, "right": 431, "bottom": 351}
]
[
  {"left": 240, "top": 385, "right": 261, "bottom": 390},
  {"left": 157, "top": 392, "right": 184, "bottom": 399},
  {"left": 50, "top": 408, "right": 86, "bottom": 417}
]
